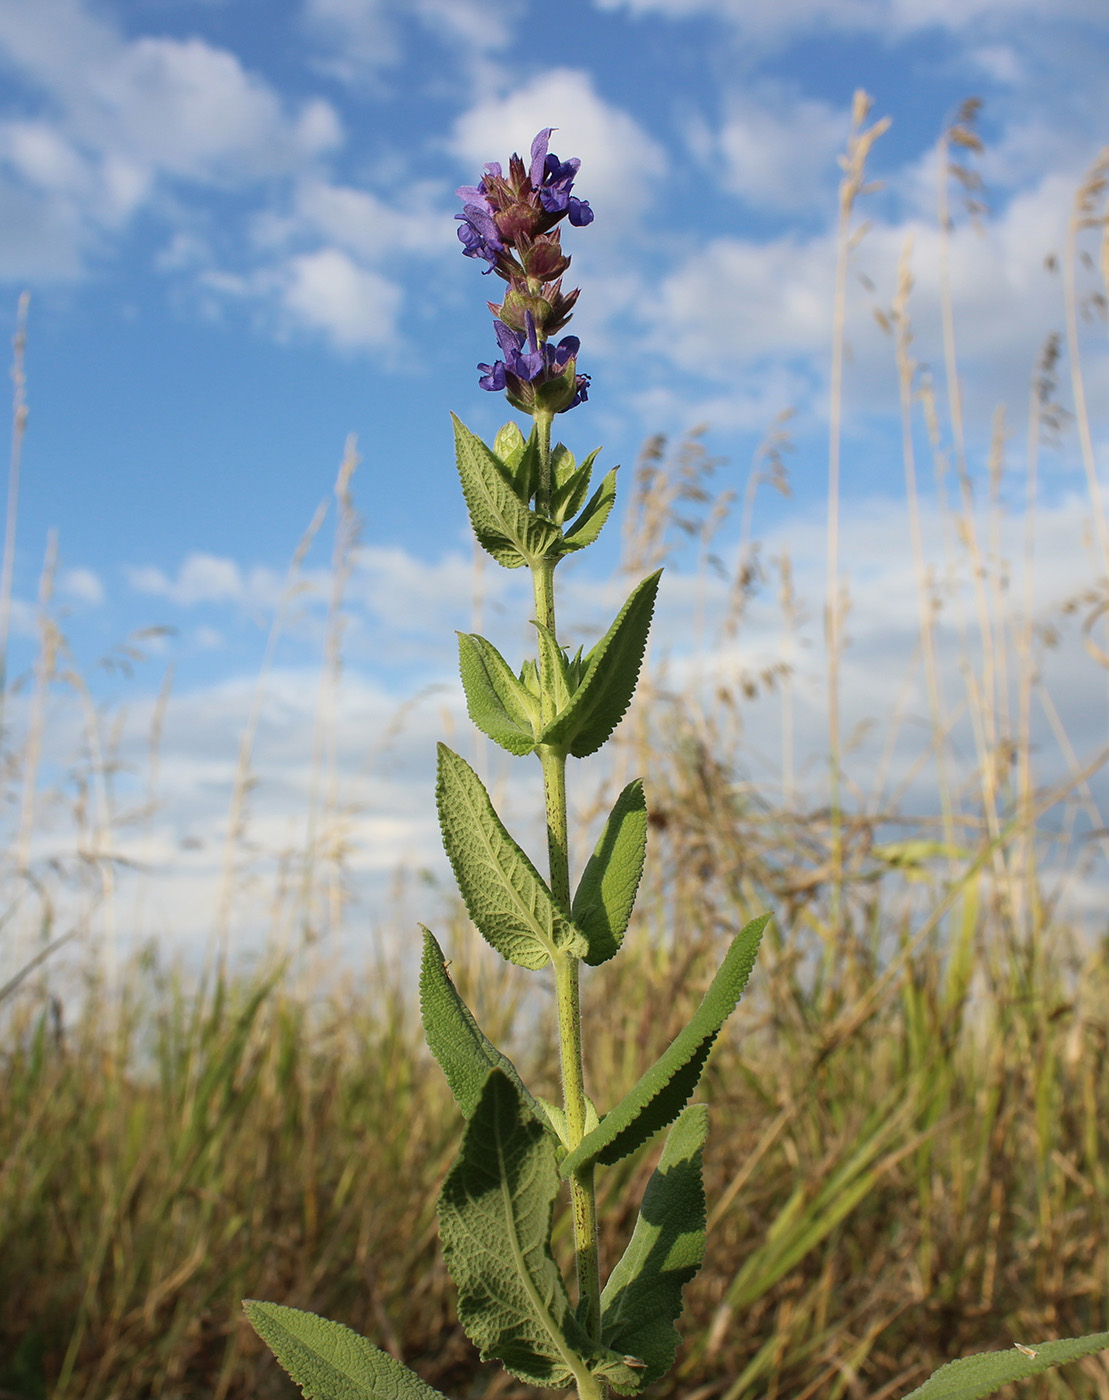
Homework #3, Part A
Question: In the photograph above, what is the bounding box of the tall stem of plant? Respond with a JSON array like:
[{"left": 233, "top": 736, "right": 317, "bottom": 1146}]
[{"left": 531, "top": 410, "right": 603, "bottom": 1346}]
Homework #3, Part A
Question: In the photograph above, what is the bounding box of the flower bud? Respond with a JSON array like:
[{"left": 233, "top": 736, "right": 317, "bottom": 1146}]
[{"left": 519, "top": 232, "right": 571, "bottom": 283}]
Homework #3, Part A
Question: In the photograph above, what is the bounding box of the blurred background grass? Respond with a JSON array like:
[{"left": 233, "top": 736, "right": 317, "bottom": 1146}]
[{"left": 2, "top": 104, "right": 1109, "bottom": 1400}]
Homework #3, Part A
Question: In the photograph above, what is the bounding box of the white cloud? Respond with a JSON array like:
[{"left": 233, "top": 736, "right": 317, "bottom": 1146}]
[
  {"left": 628, "top": 364, "right": 812, "bottom": 434},
  {"left": 967, "top": 43, "right": 1025, "bottom": 84},
  {"left": 592, "top": 0, "right": 1107, "bottom": 40},
  {"left": 59, "top": 567, "right": 105, "bottom": 606},
  {"left": 0, "top": 0, "right": 342, "bottom": 280},
  {"left": 643, "top": 163, "right": 1109, "bottom": 427},
  {"left": 1, "top": 121, "right": 88, "bottom": 196},
  {"left": 451, "top": 69, "right": 667, "bottom": 230},
  {"left": 194, "top": 624, "right": 225, "bottom": 650},
  {"left": 80, "top": 38, "right": 341, "bottom": 184},
  {"left": 0, "top": 171, "right": 86, "bottom": 279},
  {"left": 279, "top": 247, "right": 403, "bottom": 349},
  {"left": 302, "top": 0, "right": 523, "bottom": 83},
  {"left": 0, "top": 0, "right": 473, "bottom": 360},
  {"left": 686, "top": 87, "right": 851, "bottom": 214},
  {"left": 655, "top": 230, "right": 835, "bottom": 368},
  {"left": 128, "top": 553, "right": 285, "bottom": 609},
  {"left": 254, "top": 178, "right": 449, "bottom": 262}
]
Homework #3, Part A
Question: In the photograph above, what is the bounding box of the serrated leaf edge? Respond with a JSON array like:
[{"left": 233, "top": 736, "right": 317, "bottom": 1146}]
[
  {"left": 243, "top": 1300, "right": 450, "bottom": 1400},
  {"left": 457, "top": 632, "right": 540, "bottom": 755},
  {"left": 561, "top": 913, "right": 769, "bottom": 1175},
  {"left": 436, "top": 745, "right": 587, "bottom": 967},
  {"left": 539, "top": 570, "right": 662, "bottom": 759}
]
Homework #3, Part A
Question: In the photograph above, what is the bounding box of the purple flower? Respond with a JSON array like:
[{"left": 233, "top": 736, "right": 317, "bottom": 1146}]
[
  {"left": 477, "top": 314, "right": 587, "bottom": 412},
  {"left": 508, "top": 311, "right": 545, "bottom": 381},
  {"left": 537, "top": 153, "right": 581, "bottom": 214},
  {"left": 458, "top": 129, "right": 593, "bottom": 401},
  {"left": 455, "top": 201, "right": 504, "bottom": 269},
  {"left": 455, "top": 128, "right": 596, "bottom": 272}
]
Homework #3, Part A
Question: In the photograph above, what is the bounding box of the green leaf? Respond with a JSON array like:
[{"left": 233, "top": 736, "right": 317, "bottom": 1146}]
[
  {"left": 572, "top": 780, "right": 648, "bottom": 965},
  {"left": 457, "top": 633, "right": 539, "bottom": 757},
  {"left": 519, "top": 658, "right": 541, "bottom": 700},
  {"left": 535, "top": 1092, "right": 602, "bottom": 1151},
  {"left": 436, "top": 745, "right": 588, "bottom": 969},
  {"left": 562, "top": 913, "right": 769, "bottom": 1175},
  {"left": 900, "top": 1333, "right": 1109, "bottom": 1400},
  {"left": 439, "top": 1070, "right": 639, "bottom": 1391},
  {"left": 550, "top": 441, "right": 576, "bottom": 489},
  {"left": 452, "top": 415, "right": 560, "bottom": 569},
  {"left": 600, "top": 1105, "right": 709, "bottom": 1391},
  {"left": 242, "top": 1301, "right": 449, "bottom": 1400},
  {"left": 533, "top": 621, "right": 573, "bottom": 714},
  {"left": 539, "top": 571, "right": 662, "bottom": 759},
  {"left": 419, "top": 927, "right": 542, "bottom": 1122},
  {"left": 516, "top": 425, "right": 542, "bottom": 501},
  {"left": 561, "top": 467, "right": 617, "bottom": 553},
  {"left": 493, "top": 420, "right": 526, "bottom": 471},
  {"left": 550, "top": 448, "right": 601, "bottom": 527}
]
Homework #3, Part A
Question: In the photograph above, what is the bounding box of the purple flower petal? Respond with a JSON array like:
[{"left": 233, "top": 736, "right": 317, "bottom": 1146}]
[
  {"left": 494, "top": 321, "right": 523, "bottom": 356},
  {"left": 552, "top": 335, "right": 580, "bottom": 366},
  {"left": 455, "top": 184, "right": 492, "bottom": 210},
  {"left": 477, "top": 360, "right": 507, "bottom": 392},
  {"left": 529, "top": 129, "right": 554, "bottom": 189}
]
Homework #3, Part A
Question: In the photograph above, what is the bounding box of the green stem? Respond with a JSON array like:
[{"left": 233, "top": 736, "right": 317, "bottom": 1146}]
[
  {"left": 530, "top": 419, "right": 603, "bottom": 1350},
  {"left": 569, "top": 1361, "right": 606, "bottom": 1400},
  {"left": 534, "top": 410, "right": 554, "bottom": 518},
  {"left": 552, "top": 941, "right": 602, "bottom": 1339}
]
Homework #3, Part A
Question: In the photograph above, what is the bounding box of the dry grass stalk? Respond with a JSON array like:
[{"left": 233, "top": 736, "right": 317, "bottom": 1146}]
[
  {"left": 0, "top": 291, "right": 30, "bottom": 722},
  {"left": 826, "top": 90, "right": 891, "bottom": 940}
]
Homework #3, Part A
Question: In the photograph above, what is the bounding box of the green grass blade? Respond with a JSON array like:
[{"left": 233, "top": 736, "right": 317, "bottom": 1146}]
[
  {"left": 457, "top": 633, "right": 539, "bottom": 756},
  {"left": 243, "top": 1301, "right": 450, "bottom": 1400},
  {"left": 720, "top": 1087, "right": 915, "bottom": 1315},
  {"left": 900, "top": 1333, "right": 1109, "bottom": 1400},
  {"left": 601, "top": 1104, "right": 708, "bottom": 1390},
  {"left": 572, "top": 779, "right": 648, "bottom": 965},
  {"left": 436, "top": 744, "right": 588, "bottom": 970},
  {"left": 562, "top": 914, "right": 768, "bottom": 1175},
  {"left": 539, "top": 570, "right": 662, "bottom": 759}
]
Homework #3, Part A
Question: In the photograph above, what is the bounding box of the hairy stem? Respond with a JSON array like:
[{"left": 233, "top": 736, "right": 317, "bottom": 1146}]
[
  {"left": 534, "top": 409, "right": 554, "bottom": 518},
  {"left": 531, "top": 427, "right": 603, "bottom": 1349}
]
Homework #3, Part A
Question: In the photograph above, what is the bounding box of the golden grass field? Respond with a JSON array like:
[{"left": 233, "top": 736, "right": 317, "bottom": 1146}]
[{"left": 2, "top": 102, "right": 1109, "bottom": 1400}]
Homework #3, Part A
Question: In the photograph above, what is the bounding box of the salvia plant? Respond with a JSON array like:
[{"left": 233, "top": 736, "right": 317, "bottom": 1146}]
[{"left": 243, "top": 129, "right": 1109, "bottom": 1400}]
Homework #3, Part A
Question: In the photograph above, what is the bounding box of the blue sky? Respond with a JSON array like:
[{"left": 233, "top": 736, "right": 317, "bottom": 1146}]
[{"left": 0, "top": 0, "right": 1107, "bottom": 976}]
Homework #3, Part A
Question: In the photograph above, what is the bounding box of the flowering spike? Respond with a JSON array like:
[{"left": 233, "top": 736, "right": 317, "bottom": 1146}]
[{"left": 457, "top": 128, "right": 594, "bottom": 412}]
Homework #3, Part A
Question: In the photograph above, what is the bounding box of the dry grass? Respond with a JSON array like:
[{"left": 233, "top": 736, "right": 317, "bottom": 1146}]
[{"left": 2, "top": 101, "right": 1109, "bottom": 1400}]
